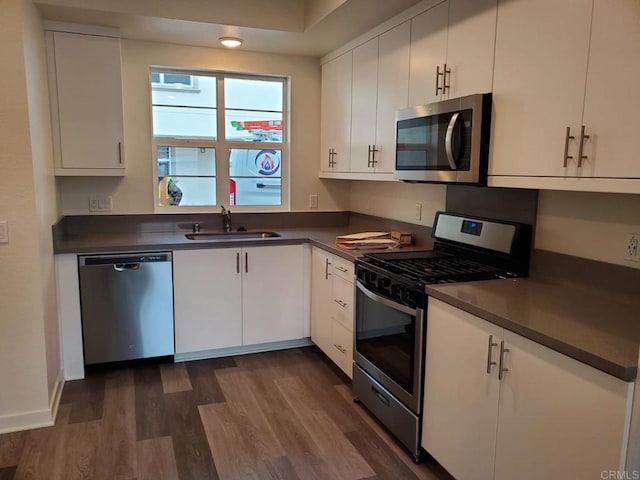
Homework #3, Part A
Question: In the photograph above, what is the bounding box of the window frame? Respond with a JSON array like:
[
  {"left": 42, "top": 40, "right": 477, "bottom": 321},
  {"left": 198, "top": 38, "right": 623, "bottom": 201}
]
[{"left": 150, "top": 68, "right": 290, "bottom": 213}]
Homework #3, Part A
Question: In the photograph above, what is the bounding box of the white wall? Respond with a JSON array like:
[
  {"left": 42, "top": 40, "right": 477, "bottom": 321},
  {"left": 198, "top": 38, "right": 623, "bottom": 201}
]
[
  {"left": 0, "top": 0, "right": 60, "bottom": 432},
  {"left": 22, "top": 0, "right": 62, "bottom": 403},
  {"left": 58, "top": 39, "right": 350, "bottom": 215},
  {"left": 348, "top": 181, "right": 640, "bottom": 269}
]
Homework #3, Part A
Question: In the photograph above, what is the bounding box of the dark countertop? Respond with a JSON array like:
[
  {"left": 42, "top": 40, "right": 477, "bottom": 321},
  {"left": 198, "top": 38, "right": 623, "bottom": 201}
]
[
  {"left": 426, "top": 278, "right": 640, "bottom": 381},
  {"left": 52, "top": 213, "right": 640, "bottom": 382}
]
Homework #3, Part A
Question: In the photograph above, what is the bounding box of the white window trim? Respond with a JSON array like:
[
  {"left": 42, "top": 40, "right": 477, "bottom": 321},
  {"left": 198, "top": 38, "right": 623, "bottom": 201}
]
[{"left": 150, "top": 68, "right": 290, "bottom": 214}]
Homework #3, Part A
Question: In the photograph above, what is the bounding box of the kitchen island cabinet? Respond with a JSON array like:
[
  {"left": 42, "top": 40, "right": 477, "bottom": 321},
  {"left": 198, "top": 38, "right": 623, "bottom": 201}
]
[
  {"left": 489, "top": 0, "right": 640, "bottom": 193},
  {"left": 423, "top": 297, "right": 634, "bottom": 480}
]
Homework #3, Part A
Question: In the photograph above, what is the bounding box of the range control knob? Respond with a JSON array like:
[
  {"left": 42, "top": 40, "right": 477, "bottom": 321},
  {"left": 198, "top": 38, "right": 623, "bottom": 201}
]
[
  {"left": 377, "top": 277, "right": 391, "bottom": 290},
  {"left": 391, "top": 284, "right": 406, "bottom": 302},
  {"left": 366, "top": 271, "right": 378, "bottom": 286}
]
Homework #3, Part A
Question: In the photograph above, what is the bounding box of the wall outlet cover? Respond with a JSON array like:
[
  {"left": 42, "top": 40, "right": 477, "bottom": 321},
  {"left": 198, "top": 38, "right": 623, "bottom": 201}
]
[{"left": 624, "top": 233, "right": 640, "bottom": 263}]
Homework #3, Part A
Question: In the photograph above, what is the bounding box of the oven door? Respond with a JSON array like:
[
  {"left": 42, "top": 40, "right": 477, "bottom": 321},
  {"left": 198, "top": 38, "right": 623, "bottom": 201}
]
[{"left": 353, "top": 280, "right": 425, "bottom": 414}]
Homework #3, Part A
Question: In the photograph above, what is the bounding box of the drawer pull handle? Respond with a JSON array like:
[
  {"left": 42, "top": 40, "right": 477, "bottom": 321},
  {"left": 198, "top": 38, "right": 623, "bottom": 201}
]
[
  {"left": 335, "top": 266, "right": 349, "bottom": 273},
  {"left": 325, "top": 258, "right": 331, "bottom": 279},
  {"left": 333, "top": 343, "right": 346, "bottom": 354},
  {"left": 334, "top": 299, "right": 347, "bottom": 308},
  {"left": 371, "top": 385, "right": 390, "bottom": 407}
]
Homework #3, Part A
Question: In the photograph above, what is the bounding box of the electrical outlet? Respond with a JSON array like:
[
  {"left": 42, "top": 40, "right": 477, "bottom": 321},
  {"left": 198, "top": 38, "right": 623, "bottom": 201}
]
[
  {"left": 309, "top": 194, "right": 319, "bottom": 209},
  {"left": 624, "top": 233, "right": 640, "bottom": 262},
  {"left": 415, "top": 203, "right": 422, "bottom": 221},
  {"left": 89, "top": 195, "right": 113, "bottom": 212}
]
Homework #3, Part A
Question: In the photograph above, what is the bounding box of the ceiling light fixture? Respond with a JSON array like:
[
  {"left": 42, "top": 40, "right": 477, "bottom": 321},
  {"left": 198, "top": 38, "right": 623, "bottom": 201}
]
[{"left": 219, "top": 37, "right": 243, "bottom": 48}]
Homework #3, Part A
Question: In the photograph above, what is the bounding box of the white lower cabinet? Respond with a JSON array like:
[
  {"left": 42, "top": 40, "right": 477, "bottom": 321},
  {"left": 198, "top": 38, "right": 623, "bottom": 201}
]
[
  {"left": 423, "top": 298, "right": 634, "bottom": 480},
  {"left": 173, "top": 244, "right": 308, "bottom": 355},
  {"left": 310, "top": 246, "right": 355, "bottom": 378}
]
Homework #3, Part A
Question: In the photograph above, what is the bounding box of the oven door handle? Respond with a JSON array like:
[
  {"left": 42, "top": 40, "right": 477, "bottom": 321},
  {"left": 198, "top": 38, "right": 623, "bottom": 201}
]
[{"left": 356, "top": 280, "right": 418, "bottom": 316}]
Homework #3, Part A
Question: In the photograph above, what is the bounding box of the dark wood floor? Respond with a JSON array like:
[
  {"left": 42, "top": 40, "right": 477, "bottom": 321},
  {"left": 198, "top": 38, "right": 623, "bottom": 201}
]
[{"left": 0, "top": 347, "right": 453, "bottom": 480}]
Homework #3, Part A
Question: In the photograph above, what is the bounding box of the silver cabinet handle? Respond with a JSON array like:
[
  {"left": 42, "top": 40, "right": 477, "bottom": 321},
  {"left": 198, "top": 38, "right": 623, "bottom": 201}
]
[
  {"left": 118, "top": 141, "right": 123, "bottom": 164},
  {"left": 368, "top": 144, "right": 379, "bottom": 167},
  {"left": 325, "top": 258, "right": 331, "bottom": 279},
  {"left": 435, "top": 64, "right": 444, "bottom": 95},
  {"left": 367, "top": 145, "right": 372, "bottom": 168},
  {"left": 335, "top": 266, "right": 349, "bottom": 273},
  {"left": 245, "top": 252, "right": 248, "bottom": 273},
  {"left": 333, "top": 343, "right": 347, "bottom": 354},
  {"left": 334, "top": 299, "right": 347, "bottom": 308},
  {"left": 486, "top": 335, "right": 498, "bottom": 374},
  {"left": 236, "top": 252, "right": 240, "bottom": 273},
  {"left": 498, "top": 340, "right": 510, "bottom": 381},
  {"left": 444, "top": 112, "right": 460, "bottom": 169},
  {"left": 563, "top": 126, "right": 575, "bottom": 167},
  {"left": 442, "top": 63, "right": 451, "bottom": 93},
  {"left": 578, "top": 125, "right": 590, "bottom": 168}
]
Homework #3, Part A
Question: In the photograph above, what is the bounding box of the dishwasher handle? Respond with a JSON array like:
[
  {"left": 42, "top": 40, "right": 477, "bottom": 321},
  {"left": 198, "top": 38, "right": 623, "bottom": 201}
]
[
  {"left": 80, "top": 252, "right": 172, "bottom": 267},
  {"left": 114, "top": 263, "right": 140, "bottom": 271}
]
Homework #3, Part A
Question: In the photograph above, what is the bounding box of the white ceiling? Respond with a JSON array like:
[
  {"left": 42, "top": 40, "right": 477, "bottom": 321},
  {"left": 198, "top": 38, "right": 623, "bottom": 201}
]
[{"left": 35, "top": 0, "right": 425, "bottom": 57}]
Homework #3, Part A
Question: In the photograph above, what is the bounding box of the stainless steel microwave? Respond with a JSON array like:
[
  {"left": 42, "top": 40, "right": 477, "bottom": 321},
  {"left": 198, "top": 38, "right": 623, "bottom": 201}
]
[{"left": 394, "top": 93, "right": 492, "bottom": 184}]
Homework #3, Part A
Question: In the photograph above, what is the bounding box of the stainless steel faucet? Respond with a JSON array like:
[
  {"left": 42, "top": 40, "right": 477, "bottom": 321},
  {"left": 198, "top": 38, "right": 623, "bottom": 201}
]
[{"left": 220, "top": 205, "right": 232, "bottom": 232}]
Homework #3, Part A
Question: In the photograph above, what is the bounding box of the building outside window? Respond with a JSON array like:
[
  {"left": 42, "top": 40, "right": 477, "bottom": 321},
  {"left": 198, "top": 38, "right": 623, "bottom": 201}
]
[{"left": 151, "top": 69, "right": 287, "bottom": 210}]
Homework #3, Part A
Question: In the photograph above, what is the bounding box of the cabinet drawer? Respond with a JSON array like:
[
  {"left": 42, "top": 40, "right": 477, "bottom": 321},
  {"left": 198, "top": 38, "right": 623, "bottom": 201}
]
[
  {"left": 331, "top": 275, "right": 354, "bottom": 330},
  {"left": 330, "top": 319, "right": 353, "bottom": 378},
  {"left": 332, "top": 256, "right": 354, "bottom": 282}
]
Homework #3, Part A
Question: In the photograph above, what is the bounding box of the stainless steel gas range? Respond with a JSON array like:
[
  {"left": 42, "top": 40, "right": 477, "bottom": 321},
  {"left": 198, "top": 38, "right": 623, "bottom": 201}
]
[{"left": 352, "top": 211, "right": 532, "bottom": 462}]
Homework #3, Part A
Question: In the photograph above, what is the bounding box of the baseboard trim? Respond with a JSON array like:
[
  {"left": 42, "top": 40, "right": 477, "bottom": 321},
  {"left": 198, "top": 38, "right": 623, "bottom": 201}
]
[
  {"left": 0, "top": 370, "right": 65, "bottom": 434},
  {"left": 174, "top": 338, "right": 313, "bottom": 363}
]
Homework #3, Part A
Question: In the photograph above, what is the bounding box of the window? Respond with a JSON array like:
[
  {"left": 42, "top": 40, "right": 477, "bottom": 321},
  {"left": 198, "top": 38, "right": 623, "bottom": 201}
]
[{"left": 151, "top": 69, "right": 287, "bottom": 210}]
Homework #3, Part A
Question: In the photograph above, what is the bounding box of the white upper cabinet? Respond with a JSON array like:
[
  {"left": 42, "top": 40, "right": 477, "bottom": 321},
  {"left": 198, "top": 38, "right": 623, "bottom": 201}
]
[
  {"left": 351, "top": 22, "right": 411, "bottom": 174},
  {"left": 46, "top": 31, "right": 126, "bottom": 176},
  {"left": 489, "top": 0, "right": 640, "bottom": 193},
  {"left": 409, "top": 0, "right": 497, "bottom": 106},
  {"left": 320, "top": 52, "right": 353, "bottom": 173},
  {"left": 374, "top": 21, "right": 411, "bottom": 173},
  {"left": 350, "top": 37, "right": 380, "bottom": 173},
  {"left": 581, "top": 0, "right": 640, "bottom": 179},
  {"left": 408, "top": 1, "right": 449, "bottom": 106}
]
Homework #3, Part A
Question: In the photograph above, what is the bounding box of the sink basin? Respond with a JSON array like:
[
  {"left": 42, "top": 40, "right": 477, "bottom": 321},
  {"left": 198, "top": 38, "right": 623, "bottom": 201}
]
[{"left": 185, "top": 231, "right": 281, "bottom": 240}]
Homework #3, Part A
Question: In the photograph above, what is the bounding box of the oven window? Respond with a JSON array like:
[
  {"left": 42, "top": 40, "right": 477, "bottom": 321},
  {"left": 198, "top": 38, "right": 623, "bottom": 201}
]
[{"left": 355, "top": 287, "right": 416, "bottom": 394}]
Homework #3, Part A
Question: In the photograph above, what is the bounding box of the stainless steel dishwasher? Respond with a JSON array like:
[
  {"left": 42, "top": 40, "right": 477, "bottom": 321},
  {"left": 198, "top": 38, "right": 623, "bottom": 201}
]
[{"left": 78, "top": 252, "right": 174, "bottom": 365}]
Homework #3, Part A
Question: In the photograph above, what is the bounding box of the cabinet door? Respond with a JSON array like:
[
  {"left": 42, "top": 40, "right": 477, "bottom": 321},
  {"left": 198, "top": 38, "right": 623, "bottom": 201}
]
[
  {"left": 445, "top": 0, "right": 496, "bottom": 99},
  {"left": 173, "top": 249, "right": 242, "bottom": 354},
  {"left": 422, "top": 298, "right": 502, "bottom": 480},
  {"left": 582, "top": 0, "right": 640, "bottom": 179},
  {"left": 350, "top": 37, "right": 379, "bottom": 173},
  {"left": 408, "top": 2, "right": 448, "bottom": 106},
  {"left": 490, "top": 0, "right": 592, "bottom": 178},
  {"left": 310, "top": 248, "right": 333, "bottom": 354},
  {"left": 242, "top": 245, "right": 306, "bottom": 345},
  {"left": 374, "top": 21, "right": 411, "bottom": 173},
  {"left": 320, "top": 52, "right": 353, "bottom": 172},
  {"left": 494, "top": 330, "right": 632, "bottom": 480},
  {"left": 52, "top": 32, "right": 125, "bottom": 171}
]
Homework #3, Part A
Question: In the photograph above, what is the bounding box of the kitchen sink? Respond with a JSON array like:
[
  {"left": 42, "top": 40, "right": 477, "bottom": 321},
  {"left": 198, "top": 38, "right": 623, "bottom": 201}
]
[{"left": 185, "top": 231, "right": 282, "bottom": 240}]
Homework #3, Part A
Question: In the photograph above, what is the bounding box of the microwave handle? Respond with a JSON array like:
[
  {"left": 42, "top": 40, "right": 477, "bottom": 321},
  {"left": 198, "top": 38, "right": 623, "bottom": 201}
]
[{"left": 444, "top": 112, "right": 460, "bottom": 169}]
